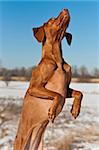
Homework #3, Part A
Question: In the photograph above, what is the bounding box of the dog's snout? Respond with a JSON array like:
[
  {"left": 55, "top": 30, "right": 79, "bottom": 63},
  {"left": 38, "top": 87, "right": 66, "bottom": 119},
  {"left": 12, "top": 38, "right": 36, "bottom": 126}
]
[
  {"left": 63, "top": 8, "right": 68, "bottom": 12},
  {"left": 62, "top": 9, "right": 69, "bottom": 15}
]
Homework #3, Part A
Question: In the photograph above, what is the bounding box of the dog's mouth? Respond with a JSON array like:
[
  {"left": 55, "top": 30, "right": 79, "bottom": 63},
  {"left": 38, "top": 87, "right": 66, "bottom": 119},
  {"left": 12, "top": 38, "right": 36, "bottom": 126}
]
[
  {"left": 55, "top": 9, "right": 70, "bottom": 29},
  {"left": 54, "top": 9, "right": 70, "bottom": 41}
]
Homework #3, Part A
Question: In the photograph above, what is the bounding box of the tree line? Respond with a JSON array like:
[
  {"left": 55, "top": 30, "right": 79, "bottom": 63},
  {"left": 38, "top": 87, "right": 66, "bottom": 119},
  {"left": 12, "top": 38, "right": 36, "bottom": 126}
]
[
  {"left": 72, "top": 65, "right": 99, "bottom": 78},
  {"left": 0, "top": 66, "right": 99, "bottom": 86}
]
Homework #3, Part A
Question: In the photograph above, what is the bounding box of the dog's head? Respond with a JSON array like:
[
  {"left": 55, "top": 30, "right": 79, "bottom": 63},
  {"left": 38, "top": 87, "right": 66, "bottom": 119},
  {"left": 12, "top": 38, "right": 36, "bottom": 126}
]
[{"left": 33, "top": 9, "right": 72, "bottom": 45}]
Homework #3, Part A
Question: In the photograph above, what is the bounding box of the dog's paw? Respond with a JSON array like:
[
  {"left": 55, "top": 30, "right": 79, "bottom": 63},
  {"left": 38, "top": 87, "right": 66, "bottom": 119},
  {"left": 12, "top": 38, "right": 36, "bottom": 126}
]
[
  {"left": 71, "top": 104, "right": 81, "bottom": 119},
  {"left": 48, "top": 105, "right": 57, "bottom": 123}
]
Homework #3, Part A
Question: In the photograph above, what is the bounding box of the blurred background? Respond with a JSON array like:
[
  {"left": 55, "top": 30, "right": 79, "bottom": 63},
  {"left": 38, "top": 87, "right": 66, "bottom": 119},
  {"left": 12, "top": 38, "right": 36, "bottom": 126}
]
[{"left": 0, "top": 1, "right": 99, "bottom": 150}]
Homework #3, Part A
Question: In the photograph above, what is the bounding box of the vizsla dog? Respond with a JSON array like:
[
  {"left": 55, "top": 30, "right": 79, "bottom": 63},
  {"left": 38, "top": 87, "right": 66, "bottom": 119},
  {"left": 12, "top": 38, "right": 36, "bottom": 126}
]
[{"left": 14, "top": 9, "right": 83, "bottom": 150}]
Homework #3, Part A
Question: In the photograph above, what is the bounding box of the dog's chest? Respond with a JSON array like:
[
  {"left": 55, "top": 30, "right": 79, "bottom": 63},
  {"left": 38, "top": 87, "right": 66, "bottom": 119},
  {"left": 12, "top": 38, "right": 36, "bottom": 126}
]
[{"left": 46, "top": 69, "right": 67, "bottom": 98}]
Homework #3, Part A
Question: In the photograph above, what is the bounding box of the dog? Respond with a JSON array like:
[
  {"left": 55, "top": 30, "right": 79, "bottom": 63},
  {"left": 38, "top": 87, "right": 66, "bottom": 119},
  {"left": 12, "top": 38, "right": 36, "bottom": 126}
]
[{"left": 14, "top": 9, "right": 83, "bottom": 150}]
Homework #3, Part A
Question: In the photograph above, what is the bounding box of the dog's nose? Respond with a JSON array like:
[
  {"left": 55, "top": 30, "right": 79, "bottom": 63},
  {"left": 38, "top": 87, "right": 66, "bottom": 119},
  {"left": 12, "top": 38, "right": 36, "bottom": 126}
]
[{"left": 62, "top": 9, "right": 69, "bottom": 14}]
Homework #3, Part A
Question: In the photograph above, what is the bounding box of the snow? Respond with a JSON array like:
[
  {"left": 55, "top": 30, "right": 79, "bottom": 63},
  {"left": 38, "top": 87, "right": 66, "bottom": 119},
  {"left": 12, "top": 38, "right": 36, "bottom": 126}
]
[
  {"left": 0, "top": 81, "right": 99, "bottom": 149},
  {"left": 0, "top": 81, "right": 99, "bottom": 109},
  {"left": 0, "top": 81, "right": 29, "bottom": 98}
]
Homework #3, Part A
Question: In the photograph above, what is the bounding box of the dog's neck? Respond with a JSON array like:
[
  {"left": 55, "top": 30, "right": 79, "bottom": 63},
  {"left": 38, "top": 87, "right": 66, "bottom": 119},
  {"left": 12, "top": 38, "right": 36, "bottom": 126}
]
[{"left": 42, "top": 40, "right": 63, "bottom": 59}]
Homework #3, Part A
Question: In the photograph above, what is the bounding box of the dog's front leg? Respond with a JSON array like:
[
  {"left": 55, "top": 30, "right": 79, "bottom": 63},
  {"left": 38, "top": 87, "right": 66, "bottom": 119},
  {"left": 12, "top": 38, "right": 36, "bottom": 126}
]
[
  {"left": 67, "top": 88, "right": 83, "bottom": 119},
  {"left": 28, "top": 86, "right": 64, "bottom": 122},
  {"left": 63, "top": 61, "right": 83, "bottom": 118}
]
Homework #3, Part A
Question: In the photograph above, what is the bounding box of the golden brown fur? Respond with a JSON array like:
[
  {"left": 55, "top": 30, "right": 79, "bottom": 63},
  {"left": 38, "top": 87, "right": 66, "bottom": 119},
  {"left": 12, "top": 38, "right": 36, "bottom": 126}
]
[{"left": 14, "top": 9, "right": 83, "bottom": 150}]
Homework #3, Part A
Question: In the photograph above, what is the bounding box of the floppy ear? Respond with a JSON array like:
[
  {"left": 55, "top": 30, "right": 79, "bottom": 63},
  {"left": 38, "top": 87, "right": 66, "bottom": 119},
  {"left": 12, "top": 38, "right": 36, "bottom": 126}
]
[
  {"left": 32, "top": 26, "right": 45, "bottom": 42},
  {"left": 65, "top": 32, "right": 72, "bottom": 45}
]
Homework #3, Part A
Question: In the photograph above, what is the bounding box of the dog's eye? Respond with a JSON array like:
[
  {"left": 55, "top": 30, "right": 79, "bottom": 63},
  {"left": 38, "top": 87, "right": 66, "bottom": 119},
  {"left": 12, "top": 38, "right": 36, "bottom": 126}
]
[
  {"left": 49, "top": 18, "right": 55, "bottom": 22},
  {"left": 48, "top": 18, "right": 55, "bottom": 24},
  {"left": 51, "top": 18, "right": 55, "bottom": 20}
]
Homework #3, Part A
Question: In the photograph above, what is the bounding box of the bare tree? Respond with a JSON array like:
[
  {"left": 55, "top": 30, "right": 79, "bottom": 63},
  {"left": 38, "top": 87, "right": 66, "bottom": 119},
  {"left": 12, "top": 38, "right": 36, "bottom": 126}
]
[
  {"left": 25, "top": 67, "right": 32, "bottom": 81},
  {"left": 79, "top": 66, "right": 89, "bottom": 78},
  {"left": 3, "top": 69, "right": 11, "bottom": 86},
  {"left": 72, "top": 65, "right": 79, "bottom": 77},
  {"left": 93, "top": 68, "right": 99, "bottom": 78}
]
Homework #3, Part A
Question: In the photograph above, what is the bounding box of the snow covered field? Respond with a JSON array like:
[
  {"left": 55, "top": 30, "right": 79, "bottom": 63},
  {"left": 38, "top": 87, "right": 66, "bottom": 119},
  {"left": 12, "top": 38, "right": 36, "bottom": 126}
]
[{"left": 0, "top": 81, "right": 99, "bottom": 150}]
